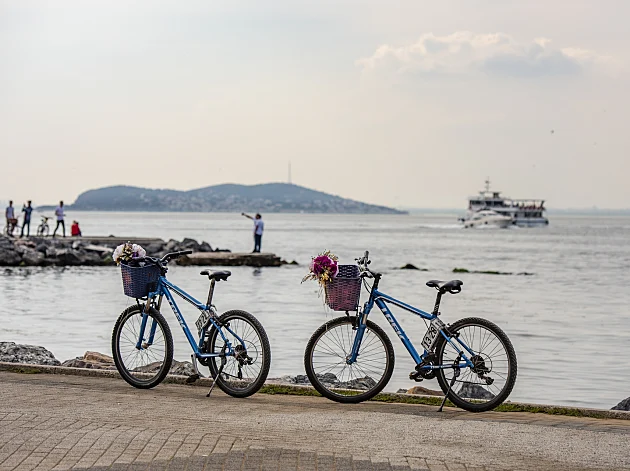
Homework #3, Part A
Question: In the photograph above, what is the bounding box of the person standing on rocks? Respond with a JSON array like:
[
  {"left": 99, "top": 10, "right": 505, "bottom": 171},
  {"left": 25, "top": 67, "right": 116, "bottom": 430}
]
[
  {"left": 5, "top": 201, "right": 16, "bottom": 236},
  {"left": 241, "top": 212, "right": 264, "bottom": 253},
  {"left": 20, "top": 201, "right": 33, "bottom": 237},
  {"left": 52, "top": 201, "right": 65, "bottom": 238}
]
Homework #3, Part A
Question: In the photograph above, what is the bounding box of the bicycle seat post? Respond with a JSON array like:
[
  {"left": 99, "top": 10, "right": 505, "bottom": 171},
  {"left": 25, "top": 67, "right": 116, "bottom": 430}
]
[
  {"left": 432, "top": 291, "right": 443, "bottom": 316},
  {"left": 206, "top": 279, "right": 216, "bottom": 309}
]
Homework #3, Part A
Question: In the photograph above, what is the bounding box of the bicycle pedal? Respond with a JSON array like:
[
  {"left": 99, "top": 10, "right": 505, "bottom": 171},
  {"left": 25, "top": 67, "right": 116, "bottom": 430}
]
[
  {"left": 409, "top": 371, "right": 423, "bottom": 382},
  {"left": 185, "top": 374, "right": 200, "bottom": 384}
]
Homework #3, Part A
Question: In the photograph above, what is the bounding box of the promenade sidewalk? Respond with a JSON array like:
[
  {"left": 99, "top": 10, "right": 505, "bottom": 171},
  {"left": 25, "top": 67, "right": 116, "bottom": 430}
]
[{"left": 0, "top": 371, "right": 629, "bottom": 471}]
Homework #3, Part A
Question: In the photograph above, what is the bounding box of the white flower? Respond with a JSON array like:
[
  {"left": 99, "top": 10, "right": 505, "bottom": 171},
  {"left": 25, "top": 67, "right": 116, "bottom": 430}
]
[
  {"left": 132, "top": 244, "right": 146, "bottom": 258},
  {"left": 112, "top": 244, "right": 125, "bottom": 264}
]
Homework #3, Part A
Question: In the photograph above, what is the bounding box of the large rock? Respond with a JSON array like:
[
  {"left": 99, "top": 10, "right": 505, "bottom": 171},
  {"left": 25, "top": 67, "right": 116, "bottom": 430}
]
[
  {"left": 406, "top": 386, "right": 443, "bottom": 396},
  {"left": 0, "top": 342, "right": 60, "bottom": 365},
  {"left": 62, "top": 351, "right": 116, "bottom": 370},
  {"left": 458, "top": 382, "right": 495, "bottom": 400},
  {"left": 270, "top": 375, "right": 311, "bottom": 385},
  {"left": 21, "top": 248, "right": 46, "bottom": 266},
  {"left": 198, "top": 241, "right": 213, "bottom": 252},
  {"left": 132, "top": 359, "right": 196, "bottom": 377},
  {"left": 180, "top": 238, "right": 200, "bottom": 251},
  {"left": 611, "top": 397, "right": 630, "bottom": 411},
  {"left": 0, "top": 237, "right": 21, "bottom": 265},
  {"left": 52, "top": 248, "right": 82, "bottom": 266},
  {"left": 336, "top": 376, "right": 377, "bottom": 390}
]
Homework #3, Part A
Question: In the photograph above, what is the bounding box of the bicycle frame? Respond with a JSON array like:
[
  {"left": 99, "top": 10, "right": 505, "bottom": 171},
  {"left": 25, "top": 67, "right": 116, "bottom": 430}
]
[
  {"left": 350, "top": 287, "right": 476, "bottom": 371},
  {"left": 135, "top": 276, "right": 245, "bottom": 360}
]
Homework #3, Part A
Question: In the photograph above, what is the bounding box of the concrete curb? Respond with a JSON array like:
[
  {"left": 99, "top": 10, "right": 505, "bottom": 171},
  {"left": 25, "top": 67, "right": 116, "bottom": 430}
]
[{"left": 1, "top": 361, "right": 629, "bottom": 420}]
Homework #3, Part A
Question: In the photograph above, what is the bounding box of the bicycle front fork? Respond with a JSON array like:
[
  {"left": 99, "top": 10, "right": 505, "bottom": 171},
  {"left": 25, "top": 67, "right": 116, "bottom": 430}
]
[{"left": 347, "top": 309, "right": 368, "bottom": 364}]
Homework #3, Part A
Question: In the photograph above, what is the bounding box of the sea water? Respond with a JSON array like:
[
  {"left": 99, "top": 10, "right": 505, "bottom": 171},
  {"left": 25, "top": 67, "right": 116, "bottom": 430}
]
[{"left": 1, "top": 211, "right": 629, "bottom": 409}]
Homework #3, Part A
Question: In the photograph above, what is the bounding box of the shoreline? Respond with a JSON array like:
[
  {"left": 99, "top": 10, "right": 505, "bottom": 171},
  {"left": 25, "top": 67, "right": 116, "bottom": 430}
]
[
  {"left": 0, "top": 235, "right": 294, "bottom": 267},
  {"left": 1, "top": 360, "right": 628, "bottom": 420}
]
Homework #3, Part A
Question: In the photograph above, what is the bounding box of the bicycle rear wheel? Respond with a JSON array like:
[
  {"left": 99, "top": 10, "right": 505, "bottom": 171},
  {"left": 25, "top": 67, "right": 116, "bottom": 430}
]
[
  {"left": 304, "top": 316, "right": 395, "bottom": 403},
  {"left": 112, "top": 304, "right": 174, "bottom": 389},
  {"left": 434, "top": 317, "right": 517, "bottom": 412},
  {"left": 204, "top": 310, "right": 271, "bottom": 398}
]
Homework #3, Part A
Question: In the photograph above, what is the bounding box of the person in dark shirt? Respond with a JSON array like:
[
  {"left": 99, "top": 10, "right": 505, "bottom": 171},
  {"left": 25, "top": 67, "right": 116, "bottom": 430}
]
[{"left": 20, "top": 201, "right": 33, "bottom": 237}]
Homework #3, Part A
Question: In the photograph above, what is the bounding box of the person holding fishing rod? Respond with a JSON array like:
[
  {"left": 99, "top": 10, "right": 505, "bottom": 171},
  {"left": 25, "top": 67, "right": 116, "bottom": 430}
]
[{"left": 241, "top": 212, "right": 264, "bottom": 253}]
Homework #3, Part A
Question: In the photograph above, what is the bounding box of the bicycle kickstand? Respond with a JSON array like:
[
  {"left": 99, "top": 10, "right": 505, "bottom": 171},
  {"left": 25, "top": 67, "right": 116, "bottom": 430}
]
[
  {"left": 206, "top": 355, "right": 227, "bottom": 398},
  {"left": 438, "top": 354, "right": 462, "bottom": 413}
]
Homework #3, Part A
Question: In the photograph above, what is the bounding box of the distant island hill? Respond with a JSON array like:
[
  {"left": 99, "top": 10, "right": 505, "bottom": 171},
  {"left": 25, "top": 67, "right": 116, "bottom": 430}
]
[{"left": 49, "top": 183, "right": 406, "bottom": 214}]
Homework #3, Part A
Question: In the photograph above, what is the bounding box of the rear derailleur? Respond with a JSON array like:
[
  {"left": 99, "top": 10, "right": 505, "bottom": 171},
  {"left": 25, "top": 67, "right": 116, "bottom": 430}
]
[{"left": 470, "top": 354, "right": 494, "bottom": 385}]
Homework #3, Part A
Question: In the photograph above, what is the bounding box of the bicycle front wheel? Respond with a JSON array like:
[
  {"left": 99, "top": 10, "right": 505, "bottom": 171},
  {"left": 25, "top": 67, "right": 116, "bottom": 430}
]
[
  {"left": 304, "top": 316, "right": 395, "bottom": 404},
  {"left": 434, "top": 317, "right": 517, "bottom": 412},
  {"left": 37, "top": 224, "right": 49, "bottom": 236},
  {"left": 204, "top": 310, "right": 271, "bottom": 398},
  {"left": 112, "top": 304, "right": 174, "bottom": 389}
]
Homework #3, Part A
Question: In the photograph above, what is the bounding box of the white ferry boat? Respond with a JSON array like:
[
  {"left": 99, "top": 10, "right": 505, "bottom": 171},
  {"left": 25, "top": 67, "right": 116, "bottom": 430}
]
[
  {"left": 462, "top": 179, "right": 549, "bottom": 227},
  {"left": 462, "top": 209, "right": 513, "bottom": 229}
]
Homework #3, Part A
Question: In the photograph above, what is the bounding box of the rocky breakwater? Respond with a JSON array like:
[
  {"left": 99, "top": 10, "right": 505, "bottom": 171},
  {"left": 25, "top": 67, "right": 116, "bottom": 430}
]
[{"left": 0, "top": 236, "right": 216, "bottom": 267}]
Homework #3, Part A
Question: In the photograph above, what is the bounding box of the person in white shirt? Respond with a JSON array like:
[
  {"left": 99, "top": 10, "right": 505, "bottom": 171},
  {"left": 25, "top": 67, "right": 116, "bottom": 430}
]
[
  {"left": 52, "top": 201, "right": 66, "bottom": 238},
  {"left": 241, "top": 213, "right": 264, "bottom": 253},
  {"left": 5, "top": 201, "right": 16, "bottom": 237}
]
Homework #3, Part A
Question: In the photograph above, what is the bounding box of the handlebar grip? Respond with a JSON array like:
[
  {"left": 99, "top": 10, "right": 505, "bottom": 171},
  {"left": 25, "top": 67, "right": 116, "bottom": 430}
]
[{"left": 160, "top": 250, "right": 193, "bottom": 263}]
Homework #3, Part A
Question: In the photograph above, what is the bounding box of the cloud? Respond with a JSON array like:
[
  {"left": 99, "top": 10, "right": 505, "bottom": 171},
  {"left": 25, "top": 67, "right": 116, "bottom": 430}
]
[{"left": 357, "top": 32, "right": 615, "bottom": 78}]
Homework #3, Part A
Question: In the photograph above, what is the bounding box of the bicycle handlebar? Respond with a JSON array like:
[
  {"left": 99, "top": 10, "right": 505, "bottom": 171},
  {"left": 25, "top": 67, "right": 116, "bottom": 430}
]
[
  {"left": 160, "top": 250, "right": 193, "bottom": 263},
  {"left": 356, "top": 250, "right": 379, "bottom": 278},
  {"left": 132, "top": 250, "right": 193, "bottom": 267}
]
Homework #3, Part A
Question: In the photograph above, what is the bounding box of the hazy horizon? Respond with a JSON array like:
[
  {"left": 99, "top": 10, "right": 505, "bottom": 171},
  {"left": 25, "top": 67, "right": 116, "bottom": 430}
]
[
  {"left": 2, "top": 1, "right": 629, "bottom": 209},
  {"left": 2, "top": 180, "right": 630, "bottom": 213}
]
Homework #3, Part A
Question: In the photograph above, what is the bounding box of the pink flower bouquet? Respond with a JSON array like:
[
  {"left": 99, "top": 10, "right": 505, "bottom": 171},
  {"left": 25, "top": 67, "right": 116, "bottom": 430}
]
[{"left": 302, "top": 250, "right": 339, "bottom": 287}]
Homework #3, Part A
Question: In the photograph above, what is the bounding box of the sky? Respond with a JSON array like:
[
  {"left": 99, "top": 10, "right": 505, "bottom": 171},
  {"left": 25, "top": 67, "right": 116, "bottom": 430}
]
[{"left": 1, "top": 0, "right": 629, "bottom": 209}]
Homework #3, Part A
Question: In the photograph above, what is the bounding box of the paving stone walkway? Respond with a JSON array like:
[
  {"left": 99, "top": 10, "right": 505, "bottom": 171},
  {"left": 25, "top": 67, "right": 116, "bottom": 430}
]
[{"left": 0, "top": 372, "right": 629, "bottom": 471}]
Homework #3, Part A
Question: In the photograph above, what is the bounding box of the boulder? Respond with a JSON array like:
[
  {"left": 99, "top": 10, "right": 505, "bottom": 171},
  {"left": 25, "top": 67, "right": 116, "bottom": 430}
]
[
  {"left": 168, "top": 360, "right": 196, "bottom": 376},
  {"left": 0, "top": 237, "right": 21, "bottom": 266},
  {"left": 21, "top": 248, "right": 45, "bottom": 266},
  {"left": 611, "top": 397, "right": 630, "bottom": 411},
  {"left": 271, "top": 375, "right": 311, "bottom": 385},
  {"left": 53, "top": 249, "right": 82, "bottom": 266},
  {"left": 336, "top": 376, "right": 377, "bottom": 390},
  {"left": 198, "top": 241, "right": 213, "bottom": 253},
  {"left": 458, "top": 382, "right": 495, "bottom": 400},
  {"left": 164, "top": 239, "right": 179, "bottom": 252},
  {"left": 62, "top": 351, "right": 116, "bottom": 370},
  {"left": 406, "top": 386, "right": 443, "bottom": 396},
  {"left": 132, "top": 359, "right": 195, "bottom": 377},
  {"left": 0, "top": 342, "right": 61, "bottom": 365},
  {"left": 400, "top": 263, "right": 419, "bottom": 270},
  {"left": 144, "top": 242, "right": 166, "bottom": 255},
  {"left": 180, "top": 238, "right": 200, "bottom": 251},
  {"left": 78, "top": 251, "right": 106, "bottom": 266}
]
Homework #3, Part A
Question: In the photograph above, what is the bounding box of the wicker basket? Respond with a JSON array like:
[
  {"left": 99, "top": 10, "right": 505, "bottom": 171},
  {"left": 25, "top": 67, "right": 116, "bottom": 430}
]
[
  {"left": 325, "top": 264, "right": 361, "bottom": 311},
  {"left": 120, "top": 263, "right": 161, "bottom": 298}
]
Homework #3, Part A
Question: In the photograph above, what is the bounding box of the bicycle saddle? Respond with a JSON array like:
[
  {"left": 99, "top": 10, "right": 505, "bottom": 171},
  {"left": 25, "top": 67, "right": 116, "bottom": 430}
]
[
  {"left": 200, "top": 270, "right": 232, "bottom": 281},
  {"left": 426, "top": 279, "right": 463, "bottom": 294}
]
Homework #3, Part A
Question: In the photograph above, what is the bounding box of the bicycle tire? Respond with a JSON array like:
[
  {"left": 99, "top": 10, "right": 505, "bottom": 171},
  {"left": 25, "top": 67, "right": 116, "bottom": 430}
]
[
  {"left": 304, "top": 316, "right": 395, "bottom": 404},
  {"left": 112, "top": 304, "right": 174, "bottom": 389},
  {"left": 434, "top": 317, "right": 517, "bottom": 412},
  {"left": 37, "top": 224, "right": 49, "bottom": 237},
  {"left": 205, "top": 310, "right": 271, "bottom": 398}
]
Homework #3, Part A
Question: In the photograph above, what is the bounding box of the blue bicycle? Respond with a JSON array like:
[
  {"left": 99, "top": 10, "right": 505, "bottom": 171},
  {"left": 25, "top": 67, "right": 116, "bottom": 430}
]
[
  {"left": 112, "top": 250, "right": 271, "bottom": 398},
  {"left": 304, "top": 251, "right": 517, "bottom": 412}
]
